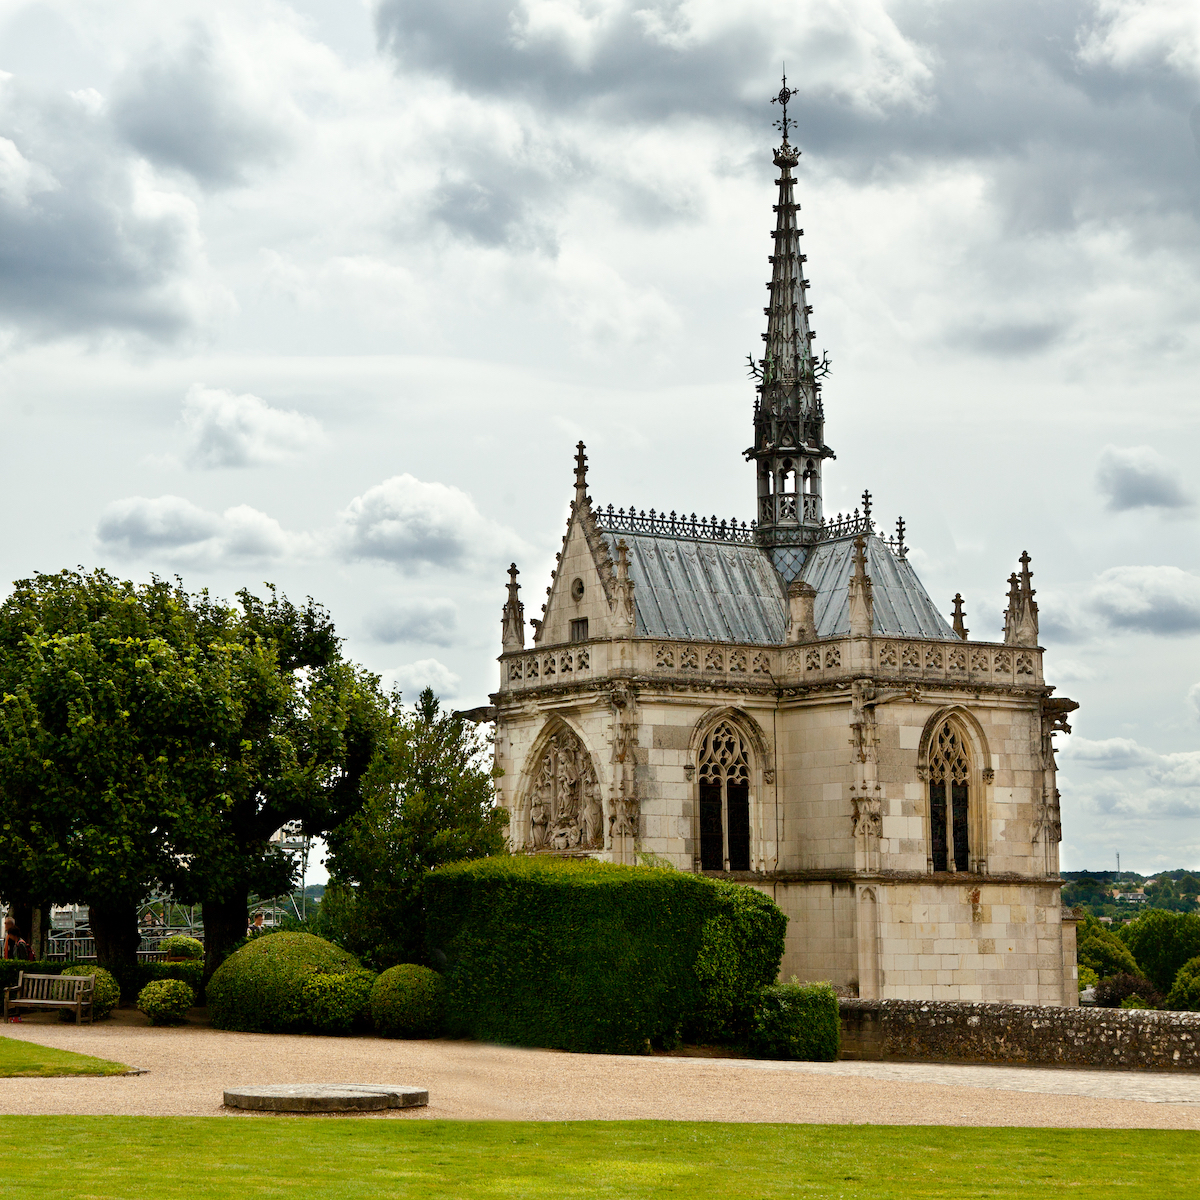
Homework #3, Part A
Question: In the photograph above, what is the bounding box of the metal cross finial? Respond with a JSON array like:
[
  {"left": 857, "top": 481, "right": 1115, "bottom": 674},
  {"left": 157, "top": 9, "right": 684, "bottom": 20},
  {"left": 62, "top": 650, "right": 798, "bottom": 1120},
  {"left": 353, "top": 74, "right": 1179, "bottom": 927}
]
[
  {"left": 772, "top": 69, "right": 799, "bottom": 145},
  {"left": 895, "top": 516, "right": 907, "bottom": 559},
  {"left": 861, "top": 489, "right": 872, "bottom": 524}
]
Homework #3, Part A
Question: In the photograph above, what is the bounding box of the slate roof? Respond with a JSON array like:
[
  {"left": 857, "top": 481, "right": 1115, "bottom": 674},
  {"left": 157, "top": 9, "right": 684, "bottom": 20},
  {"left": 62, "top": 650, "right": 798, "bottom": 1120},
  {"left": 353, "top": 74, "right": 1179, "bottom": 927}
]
[
  {"left": 599, "top": 532, "right": 787, "bottom": 644},
  {"left": 799, "top": 535, "right": 957, "bottom": 640},
  {"left": 596, "top": 527, "right": 954, "bottom": 644}
]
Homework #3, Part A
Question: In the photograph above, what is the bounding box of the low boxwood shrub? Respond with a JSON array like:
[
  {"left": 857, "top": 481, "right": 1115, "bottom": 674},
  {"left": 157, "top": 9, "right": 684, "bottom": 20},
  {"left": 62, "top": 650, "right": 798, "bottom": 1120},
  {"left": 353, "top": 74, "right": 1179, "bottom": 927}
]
[
  {"left": 137, "top": 979, "right": 195, "bottom": 1025},
  {"left": 159, "top": 935, "right": 204, "bottom": 961},
  {"left": 749, "top": 982, "right": 840, "bottom": 1061},
  {"left": 303, "top": 969, "right": 377, "bottom": 1035},
  {"left": 1165, "top": 956, "right": 1200, "bottom": 1010},
  {"left": 424, "top": 857, "right": 787, "bottom": 1054},
  {"left": 371, "top": 965, "right": 445, "bottom": 1038},
  {"left": 60, "top": 965, "right": 120, "bottom": 1019},
  {"left": 206, "top": 932, "right": 361, "bottom": 1033}
]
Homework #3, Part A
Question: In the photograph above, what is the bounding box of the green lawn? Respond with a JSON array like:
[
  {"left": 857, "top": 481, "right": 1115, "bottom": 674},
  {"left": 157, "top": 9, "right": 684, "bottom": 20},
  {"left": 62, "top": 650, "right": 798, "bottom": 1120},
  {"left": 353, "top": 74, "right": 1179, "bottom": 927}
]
[
  {"left": 0, "top": 1118, "right": 1194, "bottom": 1198},
  {"left": 0, "top": 1035, "right": 129, "bottom": 1078}
]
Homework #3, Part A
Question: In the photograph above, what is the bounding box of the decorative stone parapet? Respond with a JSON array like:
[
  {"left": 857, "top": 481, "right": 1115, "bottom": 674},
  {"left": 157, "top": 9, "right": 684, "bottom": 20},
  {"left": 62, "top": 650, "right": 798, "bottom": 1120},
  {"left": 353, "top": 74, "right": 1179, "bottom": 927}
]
[
  {"left": 499, "top": 635, "right": 1045, "bottom": 693},
  {"left": 840, "top": 999, "right": 1200, "bottom": 1072}
]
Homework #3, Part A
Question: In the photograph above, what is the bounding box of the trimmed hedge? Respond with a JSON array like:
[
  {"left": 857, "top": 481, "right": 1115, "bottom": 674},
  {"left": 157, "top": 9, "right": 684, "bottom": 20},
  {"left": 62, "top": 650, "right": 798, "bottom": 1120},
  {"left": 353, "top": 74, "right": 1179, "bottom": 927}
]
[
  {"left": 158, "top": 935, "right": 204, "bottom": 960},
  {"left": 371, "top": 965, "right": 445, "bottom": 1038},
  {"left": 61, "top": 965, "right": 119, "bottom": 1019},
  {"left": 749, "top": 982, "right": 839, "bottom": 1061},
  {"left": 137, "top": 979, "right": 195, "bottom": 1025},
  {"left": 424, "top": 857, "right": 787, "bottom": 1054},
  {"left": 206, "top": 933, "right": 361, "bottom": 1033},
  {"left": 0, "top": 961, "right": 62, "bottom": 990},
  {"left": 0, "top": 960, "right": 203, "bottom": 1006},
  {"left": 303, "top": 969, "right": 376, "bottom": 1035}
]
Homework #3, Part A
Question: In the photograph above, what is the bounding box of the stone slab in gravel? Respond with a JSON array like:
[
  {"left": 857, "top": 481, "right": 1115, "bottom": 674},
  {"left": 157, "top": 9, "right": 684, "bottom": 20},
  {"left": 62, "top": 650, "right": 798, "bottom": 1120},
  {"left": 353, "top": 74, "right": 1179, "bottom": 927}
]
[{"left": 224, "top": 1084, "right": 428, "bottom": 1112}]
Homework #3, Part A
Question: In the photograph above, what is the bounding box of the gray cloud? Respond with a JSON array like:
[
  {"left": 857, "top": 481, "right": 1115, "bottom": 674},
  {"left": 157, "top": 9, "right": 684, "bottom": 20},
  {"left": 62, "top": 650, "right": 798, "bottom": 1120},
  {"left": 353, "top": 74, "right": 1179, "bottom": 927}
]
[
  {"left": 1096, "top": 445, "right": 1194, "bottom": 512},
  {"left": 339, "top": 474, "right": 522, "bottom": 573},
  {"left": 0, "top": 79, "right": 211, "bottom": 339},
  {"left": 384, "top": 657, "right": 461, "bottom": 701},
  {"left": 182, "top": 384, "right": 324, "bottom": 469},
  {"left": 111, "top": 27, "right": 291, "bottom": 186},
  {"left": 1063, "top": 736, "right": 1157, "bottom": 769},
  {"left": 1088, "top": 565, "right": 1200, "bottom": 635},
  {"left": 375, "top": 0, "right": 1200, "bottom": 267},
  {"left": 1150, "top": 753, "right": 1200, "bottom": 790},
  {"left": 948, "top": 319, "right": 1067, "bottom": 358},
  {"left": 97, "top": 496, "right": 314, "bottom": 567},
  {"left": 365, "top": 598, "right": 458, "bottom": 645}
]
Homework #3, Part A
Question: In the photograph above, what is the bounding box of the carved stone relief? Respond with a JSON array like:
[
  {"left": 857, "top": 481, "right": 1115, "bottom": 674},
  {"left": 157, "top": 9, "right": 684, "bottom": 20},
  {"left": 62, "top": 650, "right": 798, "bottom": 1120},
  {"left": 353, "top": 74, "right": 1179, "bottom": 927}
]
[{"left": 527, "top": 727, "right": 603, "bottom": 852}]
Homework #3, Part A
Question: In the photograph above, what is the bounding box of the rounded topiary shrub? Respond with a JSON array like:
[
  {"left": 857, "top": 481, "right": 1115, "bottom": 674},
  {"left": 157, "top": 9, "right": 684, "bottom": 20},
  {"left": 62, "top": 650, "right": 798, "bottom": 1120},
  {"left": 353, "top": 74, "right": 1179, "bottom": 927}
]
[
  {"left": 302, "top": 969, "right": 376, "bottom": 1035},
  {"left": 206, "top": 933, "right": 360, "bottom": 1033},
  {"left": 371, "top": 965, "right": 446, "bottom": 1038},
  {"left": 159, "top": 935, "right": 204, "bottom": 961},
  {"left": 60, "top": 965, "right": 119, "bottom": 1020},
  {"left": 138, "top": 979, "right": 195, "bottom": 1025}
]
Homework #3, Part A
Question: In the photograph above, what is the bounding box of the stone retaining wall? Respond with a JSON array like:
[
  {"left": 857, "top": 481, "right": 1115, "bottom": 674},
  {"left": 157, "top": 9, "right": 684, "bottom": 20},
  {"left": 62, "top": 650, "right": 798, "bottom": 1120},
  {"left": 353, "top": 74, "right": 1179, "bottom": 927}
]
[{"left": 840, "top": 998, "right": 1200, "bottom": 1072}]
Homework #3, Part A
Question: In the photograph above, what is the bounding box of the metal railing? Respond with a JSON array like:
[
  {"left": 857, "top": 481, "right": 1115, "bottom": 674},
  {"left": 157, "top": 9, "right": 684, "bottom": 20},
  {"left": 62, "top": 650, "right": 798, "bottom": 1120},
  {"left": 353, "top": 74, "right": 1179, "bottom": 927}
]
[{"left": 596, "top": 504, "right": 757, "bottom": 545}]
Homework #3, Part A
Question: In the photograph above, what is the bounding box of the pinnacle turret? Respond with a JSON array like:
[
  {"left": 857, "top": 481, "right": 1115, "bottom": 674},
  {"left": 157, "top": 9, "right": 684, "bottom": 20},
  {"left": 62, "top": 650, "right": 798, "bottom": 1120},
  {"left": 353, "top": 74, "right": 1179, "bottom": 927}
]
[{"left": 747, "top": 74, "right": 836, "bottom": 580}]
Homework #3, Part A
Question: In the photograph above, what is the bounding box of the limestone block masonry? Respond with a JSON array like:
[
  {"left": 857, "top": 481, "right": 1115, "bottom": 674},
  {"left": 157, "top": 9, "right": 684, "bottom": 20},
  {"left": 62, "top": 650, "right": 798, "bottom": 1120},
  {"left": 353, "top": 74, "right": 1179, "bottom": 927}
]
[{"left": 840, "top": 1000, "right": 1200, "bottom": 1071}]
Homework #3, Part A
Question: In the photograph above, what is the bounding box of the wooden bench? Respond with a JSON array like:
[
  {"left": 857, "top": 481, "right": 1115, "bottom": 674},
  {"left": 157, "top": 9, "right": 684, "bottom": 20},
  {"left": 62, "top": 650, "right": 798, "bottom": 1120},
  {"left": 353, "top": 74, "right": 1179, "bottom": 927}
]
[{"left": 3, "top": 972, "right": 94, "bottom": 1025}]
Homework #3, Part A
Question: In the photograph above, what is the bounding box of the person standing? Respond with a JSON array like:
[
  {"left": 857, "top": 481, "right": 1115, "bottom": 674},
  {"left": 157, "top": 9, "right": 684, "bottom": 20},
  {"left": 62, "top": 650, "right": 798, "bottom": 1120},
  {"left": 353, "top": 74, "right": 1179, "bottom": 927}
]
[{"left": 2, "top": 916, "right": 27, "bottom": 959}]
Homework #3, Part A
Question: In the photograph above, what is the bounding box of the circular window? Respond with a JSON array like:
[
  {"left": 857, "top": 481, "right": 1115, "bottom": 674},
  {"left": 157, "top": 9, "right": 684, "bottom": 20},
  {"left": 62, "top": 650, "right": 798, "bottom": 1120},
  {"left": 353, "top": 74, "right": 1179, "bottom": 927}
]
[{"left": 571, "top": 577, "right": 585, "bottom": 602}]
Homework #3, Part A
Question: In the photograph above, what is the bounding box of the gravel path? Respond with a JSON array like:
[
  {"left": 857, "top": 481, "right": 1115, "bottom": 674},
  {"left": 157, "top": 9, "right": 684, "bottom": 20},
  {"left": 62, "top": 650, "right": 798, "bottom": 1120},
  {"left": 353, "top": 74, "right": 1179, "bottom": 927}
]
[{"left": 3, "top": 1010, "right": 1199, "bottom": 1129}]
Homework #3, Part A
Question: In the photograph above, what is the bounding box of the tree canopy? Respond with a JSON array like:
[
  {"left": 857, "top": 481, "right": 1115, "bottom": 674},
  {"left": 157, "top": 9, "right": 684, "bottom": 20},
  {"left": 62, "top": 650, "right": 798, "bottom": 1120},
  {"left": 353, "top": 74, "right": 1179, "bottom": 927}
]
[
  {"left": 322, "top": 687, "right": 508, "bottom": 969},
  {"left": 0, "top": 569, "right": 388, "bottom": 978}
]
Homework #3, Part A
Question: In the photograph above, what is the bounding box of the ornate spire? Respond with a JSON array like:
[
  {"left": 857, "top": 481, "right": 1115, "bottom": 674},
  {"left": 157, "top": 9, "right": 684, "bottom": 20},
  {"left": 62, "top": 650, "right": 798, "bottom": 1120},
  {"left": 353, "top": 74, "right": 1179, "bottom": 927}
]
[
  {"left": 1003, "top": 551, "right": 1039, "bottom": 646},
  {"left": 612, "top": 538, "right": 636, "bottom": 631},
  {"left": 952, "top": 593, "right": 968, "bottom": 640},
  {"left": 749, "top": 73, "right": 835, "bottom": 580},
  {"left": 848, "top": 534, "right": 874, "bottom": 637},
  {"left": 573, "top": 441, "right": 590, "bottom": 511},
  {"left": 501, "top": 563, "right": 525, "bottom": 651}
]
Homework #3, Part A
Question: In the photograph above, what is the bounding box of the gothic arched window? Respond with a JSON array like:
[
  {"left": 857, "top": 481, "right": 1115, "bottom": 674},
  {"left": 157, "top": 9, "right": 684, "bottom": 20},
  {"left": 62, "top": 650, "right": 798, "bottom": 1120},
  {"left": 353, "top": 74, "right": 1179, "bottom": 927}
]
[
  {"left": 928, "top": 720, "right": 970, "bottom": 872},
  {"left": 698, "top": 721, "right": 751, "bottom": 871}
]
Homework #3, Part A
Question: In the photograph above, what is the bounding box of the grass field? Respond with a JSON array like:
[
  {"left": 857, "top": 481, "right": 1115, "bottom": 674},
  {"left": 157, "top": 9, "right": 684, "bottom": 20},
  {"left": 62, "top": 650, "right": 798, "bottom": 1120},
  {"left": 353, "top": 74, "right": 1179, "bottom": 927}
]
[
  {"left": 0, "top": 1118, "right": 1193, "bottom": 1198},
  {"left": 0, "top": 1036, "right": 128, "bottom": 1078}
]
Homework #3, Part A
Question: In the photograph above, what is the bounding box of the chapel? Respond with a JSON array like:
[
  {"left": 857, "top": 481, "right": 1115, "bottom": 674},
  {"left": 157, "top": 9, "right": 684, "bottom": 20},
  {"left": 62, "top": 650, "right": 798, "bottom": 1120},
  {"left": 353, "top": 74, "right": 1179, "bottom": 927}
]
[{"left": 485, "top": 85, "right": 1082, "bottom": 1004}]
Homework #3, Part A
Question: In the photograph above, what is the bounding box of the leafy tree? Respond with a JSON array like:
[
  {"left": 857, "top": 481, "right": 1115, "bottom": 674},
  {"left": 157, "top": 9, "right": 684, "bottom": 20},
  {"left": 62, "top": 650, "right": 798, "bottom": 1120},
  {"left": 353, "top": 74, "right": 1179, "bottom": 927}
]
[
  {"left": 0, "top": 570, "right": 242, "bottom": 973},
  {"left": 323, "top": 687, "right": 509, "bottom": 969},
  {"left": 1165, "top": 955, "right": 1200, "bottom": 1010},
  {"left": 159, "top": 585, "right": 389, "bottom": 979},
  {"left": 1093, "top": 972, "right": 1162, "bottom": 1009},
  {"left": 0, "top": 571, "right": 388, "bottom": 982},
  {"left": 1077, "top": 926, "right": 1140, "bottom": 981},
  {"left": 1120, "top": 909, "right": 1200, "bottom": 995}
]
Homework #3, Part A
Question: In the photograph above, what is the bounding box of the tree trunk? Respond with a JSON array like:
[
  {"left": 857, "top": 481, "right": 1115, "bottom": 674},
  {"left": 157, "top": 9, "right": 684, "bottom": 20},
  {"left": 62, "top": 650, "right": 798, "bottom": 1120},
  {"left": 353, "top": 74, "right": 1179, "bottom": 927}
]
[
  {"left": 88, "top": 898, "right": 142, "bottom": 976},
  {"left": 202, "top": 893, "right": 249, "bottom": 984}
]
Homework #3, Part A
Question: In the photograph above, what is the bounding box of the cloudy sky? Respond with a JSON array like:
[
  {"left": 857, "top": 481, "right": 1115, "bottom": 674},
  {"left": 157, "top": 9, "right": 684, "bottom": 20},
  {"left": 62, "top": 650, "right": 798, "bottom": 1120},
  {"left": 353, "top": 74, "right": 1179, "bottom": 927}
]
[{"left": 0, "top": 0, "right": 1197, "bottom": 873}]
